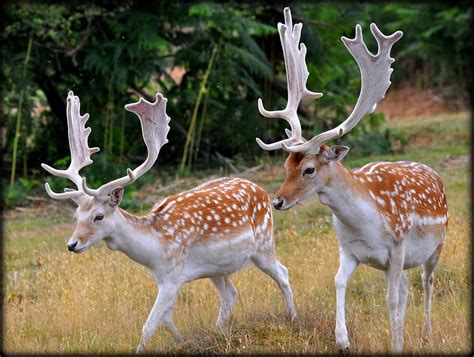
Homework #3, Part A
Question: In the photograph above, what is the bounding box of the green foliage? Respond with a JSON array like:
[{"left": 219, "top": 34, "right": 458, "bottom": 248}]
[
  {"left": 346, "top": 128, "right": 394, "bottom": 157},
  {"left": 343, "top": 112, "right": 407, "bottom": 157},
  {"left": 362, "top": 4, "right": 472, "bottom": 99},
  {"left": 120, "top": 189, "right": 152, "bottom": 213},
  {"left": 2, "top": 2, "right": 470, "bottom": 206},
  {"left": 5, "top": 178, "right": 41, "bottom": 207}
]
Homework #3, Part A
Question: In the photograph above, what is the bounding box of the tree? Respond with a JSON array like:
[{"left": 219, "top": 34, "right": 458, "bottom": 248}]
[{"left": 2, "top": 2, "right": 471, "bottom": 203}]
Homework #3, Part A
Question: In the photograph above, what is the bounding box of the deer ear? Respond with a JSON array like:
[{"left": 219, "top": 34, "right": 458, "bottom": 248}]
[
  {"left": 109, "top": 186, "right": 124, "bottom": 207},
  {"left": 324, "top": 145, "right": 350, "bottom": 162}
]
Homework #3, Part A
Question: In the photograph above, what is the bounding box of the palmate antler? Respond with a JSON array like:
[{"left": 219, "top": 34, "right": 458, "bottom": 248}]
[
  {"left": 42, "top": 91, "right": 171, "bottom": 200},
  {"left": 256, "top": 7, "right": 323, "bottom": 151},
  {"left": 258, "top": 7, "right": 403, "bottom": 155},
  {"left": 283, "top": 23, "right": 403, "bottom": 154},
  {"left": 41, "top": 91, "right": 100, "bottom": 200},
  {"left": 82, "top": 94, "right": 170, "bottom": 197}
]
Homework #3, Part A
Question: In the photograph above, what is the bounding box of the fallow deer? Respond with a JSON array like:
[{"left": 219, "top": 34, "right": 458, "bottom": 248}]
[
  {"left": 256, "top": 8, "right": 447, "bottom": 352},
  {"left": 42, "top": 91, "right": 296, "bottom": 352}
]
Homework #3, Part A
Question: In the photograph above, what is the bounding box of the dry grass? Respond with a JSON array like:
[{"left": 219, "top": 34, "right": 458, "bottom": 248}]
[{"left": 3, "top": 112, "right": 470, "bottom": 354}]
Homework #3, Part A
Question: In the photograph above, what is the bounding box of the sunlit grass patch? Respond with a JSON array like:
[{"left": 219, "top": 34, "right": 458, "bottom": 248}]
[{"left": 3, "top": 112, "right": 470, "bottom": 353}]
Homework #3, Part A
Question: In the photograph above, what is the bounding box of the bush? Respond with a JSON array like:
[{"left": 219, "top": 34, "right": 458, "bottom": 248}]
[
  {"left": 5, "top": 178, "right": 41, "bottom": 207},
  {"left": 344, "top": 113, "right": 407, "bottom": 157}
]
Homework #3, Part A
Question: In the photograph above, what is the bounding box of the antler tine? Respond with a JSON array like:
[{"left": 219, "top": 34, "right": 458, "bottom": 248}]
[
  {"left": 370, "top": 23, "right": 404, "bottom": 57},
  {"left": 41, "top": 91, "right": 100, "bottom": 200},
  {"left": 256, "top": 7, "right": 323, "bottom": 151},
  {"left": 82, "top": 93, "right": 171, "bottom": 197},
  {"left": 283, "top": 23, "right": 403, "bottom": 154},
  {"left": 43, "top": 183, "right": 83, "bottom": 200}
]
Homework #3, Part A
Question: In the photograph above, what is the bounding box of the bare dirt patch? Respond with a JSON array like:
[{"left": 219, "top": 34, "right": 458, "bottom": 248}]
[
  {"left": 4, "top": 201, "right": 75, "bottom": 220},
  {"left": 441, "top": 154, "right": 470, "bottom": 170},
  {"left": 377, "top": 82, "right": 465, "bottom": 119}
]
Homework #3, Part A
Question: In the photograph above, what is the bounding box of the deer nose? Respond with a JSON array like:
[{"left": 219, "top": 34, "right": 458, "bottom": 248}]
[
  {"left": 67, "top": 241, "right": 78, "bottom": 252},
  {"left": 273, "top": 197, "right": 285, "bottom": 210}
]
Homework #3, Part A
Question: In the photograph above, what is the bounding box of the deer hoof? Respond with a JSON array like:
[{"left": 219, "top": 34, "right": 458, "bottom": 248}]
[{"left": 336, "top": 340, "right": 350, "bottom": 352}]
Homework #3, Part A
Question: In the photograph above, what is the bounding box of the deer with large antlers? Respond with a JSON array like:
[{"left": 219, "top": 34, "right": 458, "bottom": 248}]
[
  {"left": 42, "top": 91, "right": 296, "bottom": 352},
  {"left": 257, "top": 8, "right": 447, "bottom": 352}
]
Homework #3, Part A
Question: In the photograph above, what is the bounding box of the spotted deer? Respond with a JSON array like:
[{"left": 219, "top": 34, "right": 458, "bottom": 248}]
[
  {"left": 256, "top": 8, "right": 447, "bottom": 352},
  {"left": 42, "top": 91, "right": 296, "bottom": 352}
]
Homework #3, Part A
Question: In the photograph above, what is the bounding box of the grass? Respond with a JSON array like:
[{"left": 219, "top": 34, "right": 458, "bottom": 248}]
[{"left": 3, "top": 112, "right": 470, "bottom": 354}]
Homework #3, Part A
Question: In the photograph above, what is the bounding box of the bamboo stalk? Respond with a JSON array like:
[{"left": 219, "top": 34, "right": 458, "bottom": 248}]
[
  {"left": 193, "top": 87, "right": 209, "bottom": 165},
  {"left": 179, "top": 46, "right": 218, "bottom": 175},
  {"left": 10, "top": 37, "right": 33, "bottom": 189}
]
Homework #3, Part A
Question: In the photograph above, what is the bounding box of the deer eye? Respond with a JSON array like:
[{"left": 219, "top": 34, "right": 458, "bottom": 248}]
[
  {"left": 303, "top": 167, "right": 315, "bottom": 175},
  {"left": 94, "top": 214, "right": 104, "bottom": 222}
]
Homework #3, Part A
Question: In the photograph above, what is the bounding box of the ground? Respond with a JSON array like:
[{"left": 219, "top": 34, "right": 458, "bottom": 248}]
[
  {"left": 377, "top": 82, "right": 465, "bottom": 119},
  {"left": 3, "top": 107, "right": 470, "bottom": 353}
]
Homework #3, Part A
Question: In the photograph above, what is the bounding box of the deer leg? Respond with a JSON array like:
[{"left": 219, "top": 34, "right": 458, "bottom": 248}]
[
  {"left": 398, "top": 271, "right": 409, "bottom": 331},
  {"left": 421, "top": 243, "right": 442, "bottom": 340},
  {"left": 210, "top": 275, "right": 238, "bottom": 327},
  {"left": 252, "top": 254, "right": 297, "bottom": 320},
  {"left": 334, "top": 249, "right": 358, "bottom": 351},
  {"left": 136, "top": 282, "right": 181, "bottom": 353},
  {"left": 162, "top": 308, "right": 183, "bottom": 341},
  {"left": 386, "top": 241, "right": 405, "bottom": 353}
]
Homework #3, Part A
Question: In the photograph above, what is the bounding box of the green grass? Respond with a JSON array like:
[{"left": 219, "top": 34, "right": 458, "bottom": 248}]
[{"left": 3, "top": 111, "right": 470, "bottom": 354}]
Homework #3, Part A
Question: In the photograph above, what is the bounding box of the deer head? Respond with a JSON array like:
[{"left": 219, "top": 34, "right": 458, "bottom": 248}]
[
  {"left": 257, "top": 8, "right": 403, "bottom": 210},
  {"left": 42, "top": 91, "right": 170, "bottom": 252}
]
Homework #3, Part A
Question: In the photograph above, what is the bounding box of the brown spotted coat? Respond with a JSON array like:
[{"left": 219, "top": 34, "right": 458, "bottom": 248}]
[
  {"left": 121, "top": 177, "right": 274, "bottom": 260},
  {"left": 351, "top": 161, "right": 448, "bottom": 239}
]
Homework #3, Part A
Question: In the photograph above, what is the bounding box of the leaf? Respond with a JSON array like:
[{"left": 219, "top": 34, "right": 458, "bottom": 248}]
[
  {"left": 189, "top": 4, "right": 213, "bottom": 17},
  {"left": 224, "top": 43, "right": 273, "bottom": 80}
]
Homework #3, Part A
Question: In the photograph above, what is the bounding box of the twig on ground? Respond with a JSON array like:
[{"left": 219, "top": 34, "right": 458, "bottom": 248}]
[
  {"left": 26, "top": 196, "right": 48, "bottom": 202},
  {"left": 153, "top": 179, "right": 188, "bottom": 194},
  {"left": 15, "top": 207, "right": 35, "bottom": 212},
  {"left": 215, "top": 152, "right": 240, "bottom": 173},
  {"left": 230, "top": 160, "right": 264, "bottom": 178}
]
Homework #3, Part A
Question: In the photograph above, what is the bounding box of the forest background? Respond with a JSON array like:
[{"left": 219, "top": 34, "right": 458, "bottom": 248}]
[{"left": 2, "top": 2, "right": 471, "bottom": 206}]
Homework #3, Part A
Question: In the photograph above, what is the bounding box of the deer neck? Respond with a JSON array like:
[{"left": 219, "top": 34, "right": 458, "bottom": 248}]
[
  {"left": 317, "top": 162, "right": 374, "bottom": 229},
  {"left": 104, "top": 208, "right": 162, "bottom": 269}
]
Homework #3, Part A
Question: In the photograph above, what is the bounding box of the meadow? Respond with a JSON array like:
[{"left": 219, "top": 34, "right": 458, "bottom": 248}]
[{"left": 3, "top": 112, "right": 470, "bottom": 354}]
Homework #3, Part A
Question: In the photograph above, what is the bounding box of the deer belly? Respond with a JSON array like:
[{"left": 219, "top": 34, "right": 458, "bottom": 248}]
[
  {"left": 334, "top": 216, "right": 391, "bottom": 270},
  {"left": 182, "top": 230, "right": 257, "bottom": 281},
  {"left": 348, "top": 240, "right": 390, "bottom": 270},
  {"left": 403, "top": 223, "right": 446, "bottom": 269}
]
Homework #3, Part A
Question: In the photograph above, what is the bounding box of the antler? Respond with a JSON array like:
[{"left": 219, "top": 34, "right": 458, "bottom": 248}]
[
  {"left": 256, "top": 7, "right": 323, "bottom": 151},
  {"left": 41, "top": 91, "right": 100, "bottom": 200},
  {"left": 283, "top": 23, "right": 403, "bottom": 154},
  {"left": 81, "top": 93, "right": 171, "bottom": 197}
]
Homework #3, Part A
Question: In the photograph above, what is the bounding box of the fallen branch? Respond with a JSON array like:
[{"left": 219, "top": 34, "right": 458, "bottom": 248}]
[
  {"left": 15, "top": 207, "right": 35, "bottom": 212},
  {"left": 215, "top": 152, "right": 240, "bottom": 173},
  {"left": 231, "top": 160, "right": 264, "bottom": 178},
  {"left": 153, "top": 179, "right": 187, "bottom": 195},
  {"left": 26, "top": 196, "right": 48, "bottom": 202}
]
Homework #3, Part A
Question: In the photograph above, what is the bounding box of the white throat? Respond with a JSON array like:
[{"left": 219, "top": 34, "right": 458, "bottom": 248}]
[
  {"left": 105, "top": 210, "right": 161, "bottom": 269},
  {"left": 316, "top": 169, "right": 374, "bottom": 231}
]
